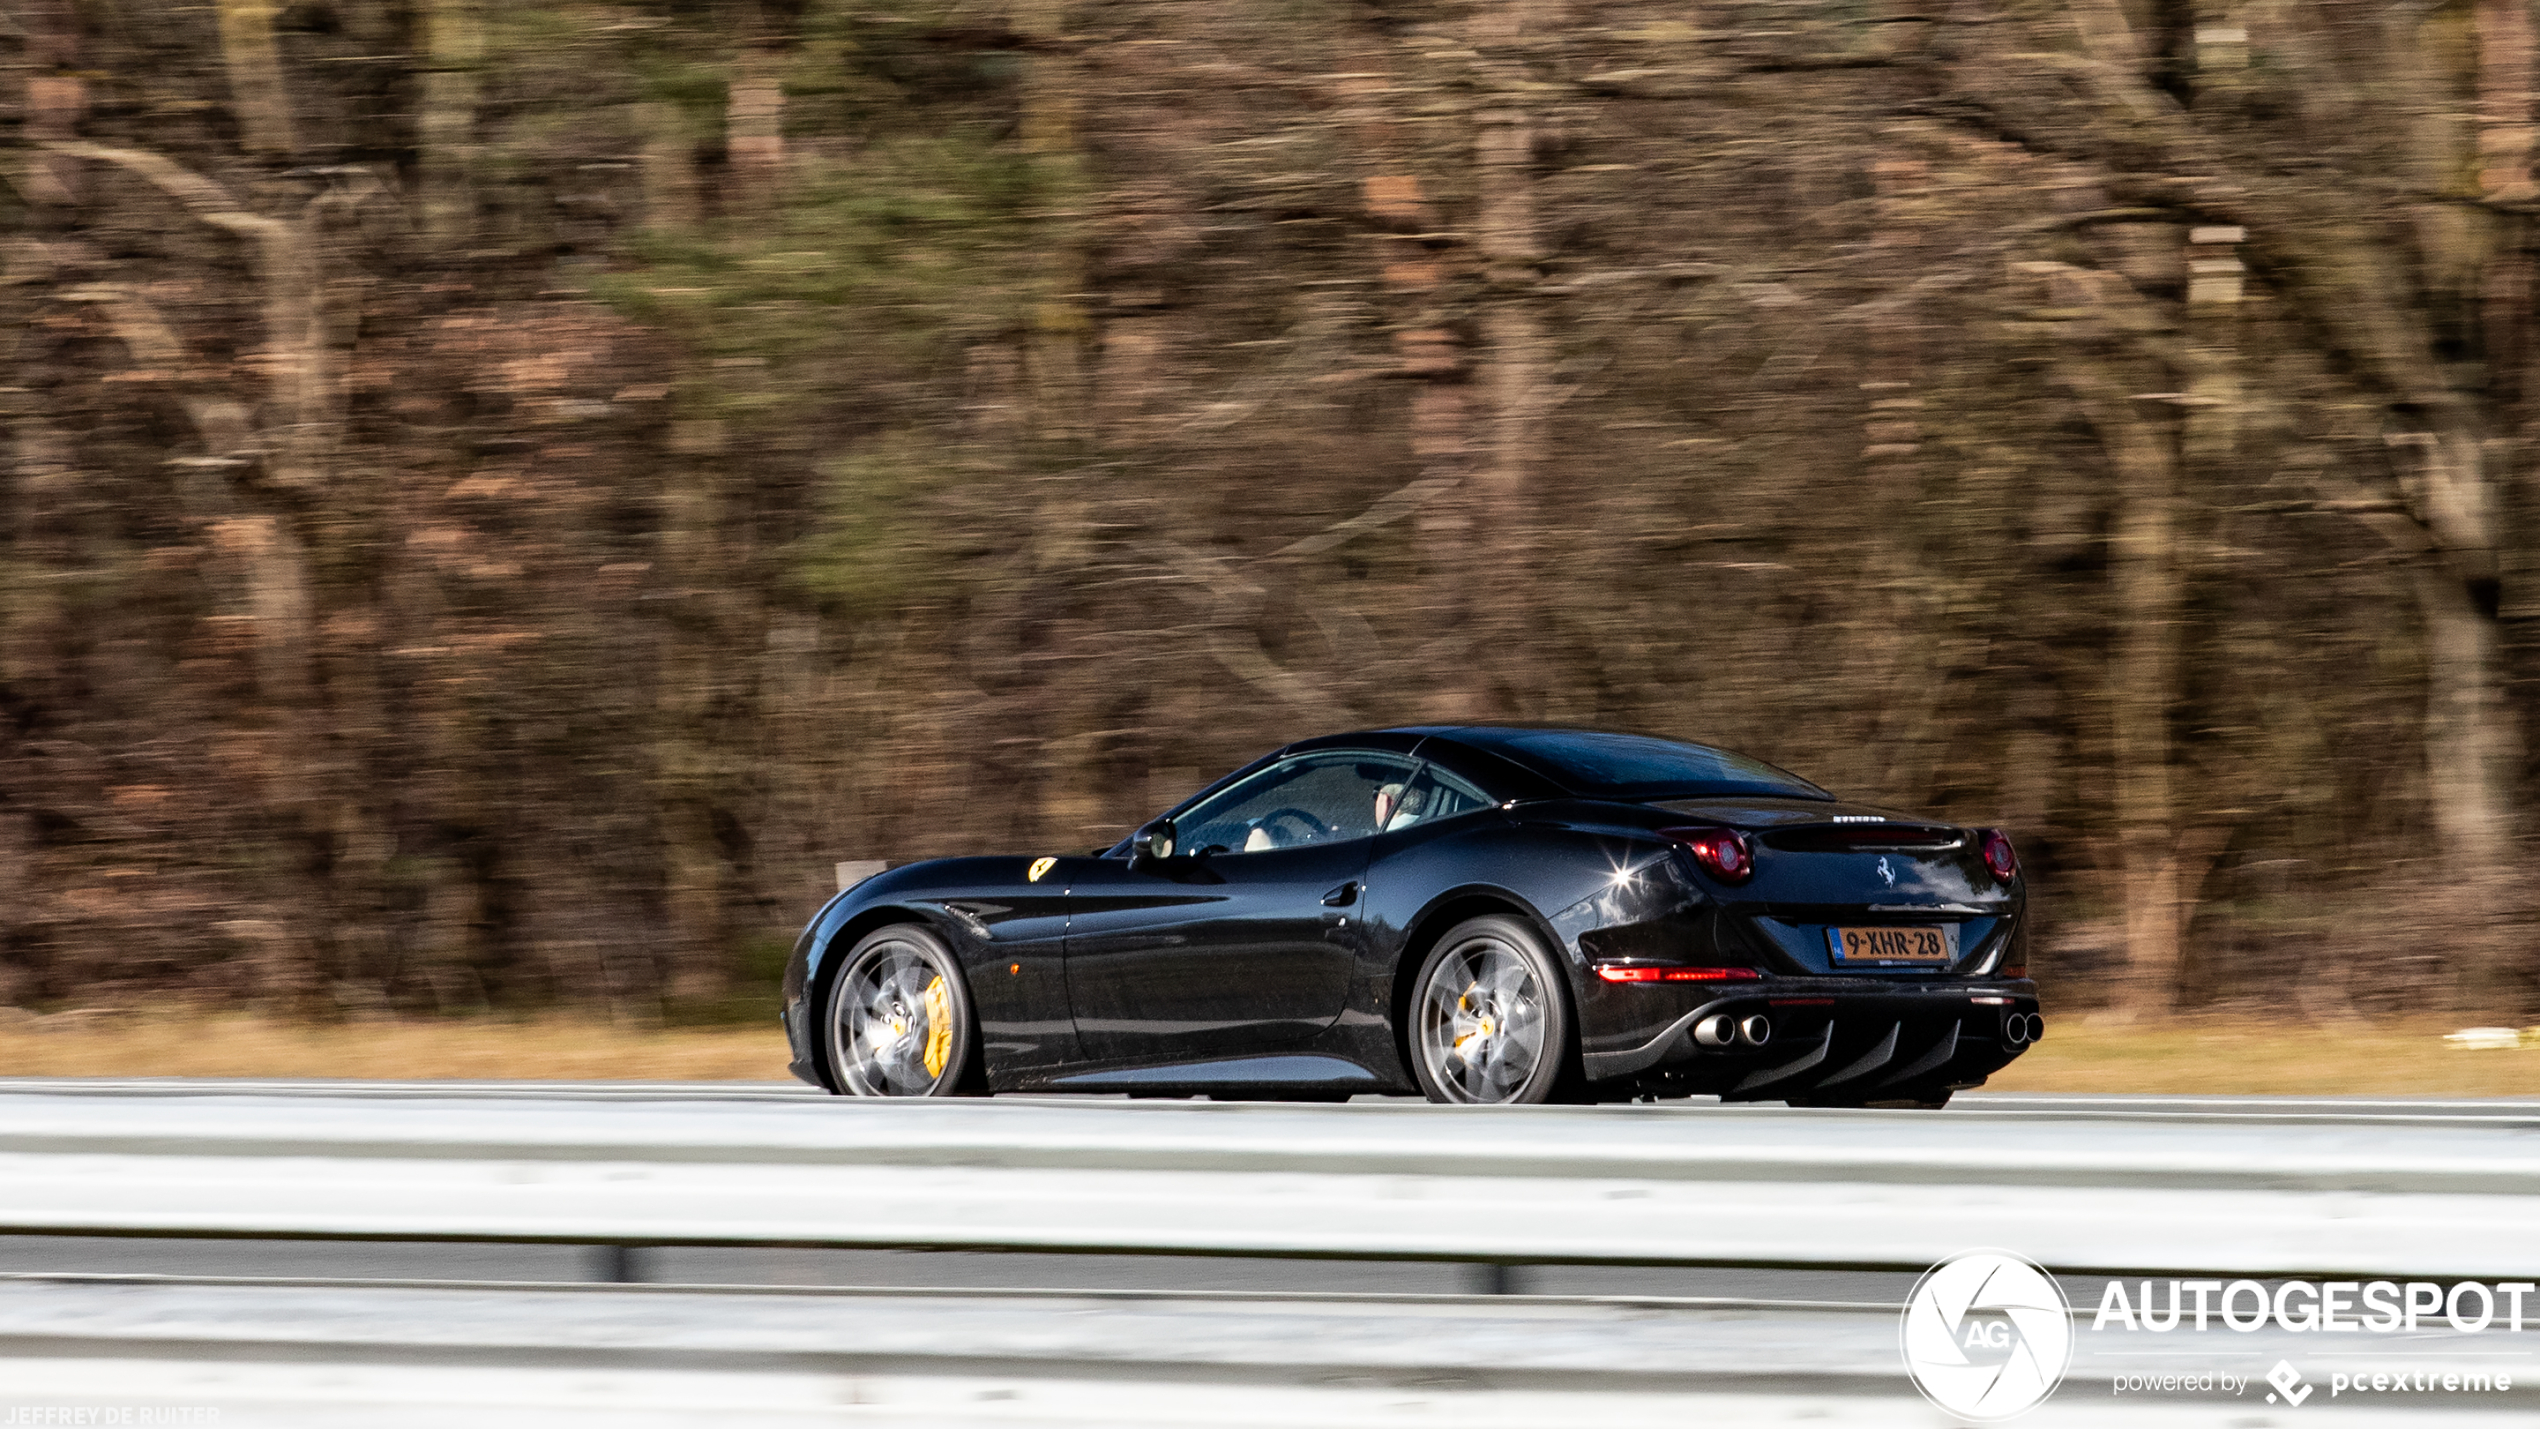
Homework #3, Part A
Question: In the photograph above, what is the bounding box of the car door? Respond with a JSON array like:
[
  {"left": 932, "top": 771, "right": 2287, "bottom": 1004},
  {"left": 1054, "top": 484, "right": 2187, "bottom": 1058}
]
[{"left": 1063, "top": 750, "right": 1418, "bottom": 1067}]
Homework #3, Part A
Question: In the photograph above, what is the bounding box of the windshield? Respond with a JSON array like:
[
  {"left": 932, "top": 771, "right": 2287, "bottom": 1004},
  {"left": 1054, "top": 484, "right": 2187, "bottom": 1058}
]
[{"left": 1454, "top": 729, "right": 1831, "bottom": 801}]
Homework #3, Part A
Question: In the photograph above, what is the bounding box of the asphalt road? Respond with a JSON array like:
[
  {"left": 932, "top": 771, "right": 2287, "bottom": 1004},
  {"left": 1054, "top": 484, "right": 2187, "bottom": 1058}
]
[
  {"left": 12, "top": 1076, "right": 2539, "bottom": 1121},
  {"left": 4, "top": 1080, "right": 2533, "bottom": 1304}
]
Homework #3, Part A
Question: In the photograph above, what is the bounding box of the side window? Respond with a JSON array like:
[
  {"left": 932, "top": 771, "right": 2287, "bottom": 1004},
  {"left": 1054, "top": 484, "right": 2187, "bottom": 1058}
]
[
  {"left": 1383, "top": 763, "right": 1494, "bottom": 832},
  {"left": 1177, "top": 752, "right": 1418, "bottom": 854}
]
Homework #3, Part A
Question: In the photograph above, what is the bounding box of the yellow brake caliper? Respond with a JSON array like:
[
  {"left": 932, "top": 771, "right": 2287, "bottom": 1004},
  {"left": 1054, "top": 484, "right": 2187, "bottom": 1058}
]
[
  {"left": 1452, "top": 984, "right": 1494, "bottom": 1063},
  {"left": 921, "top": 975, "right": 953, "bottom": 1079}
]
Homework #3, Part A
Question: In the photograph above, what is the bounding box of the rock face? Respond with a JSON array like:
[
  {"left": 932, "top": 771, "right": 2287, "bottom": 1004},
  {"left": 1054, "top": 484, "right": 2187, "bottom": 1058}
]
[{"left": 0, "top": 2, "right": 2532, "bottom": 1020}]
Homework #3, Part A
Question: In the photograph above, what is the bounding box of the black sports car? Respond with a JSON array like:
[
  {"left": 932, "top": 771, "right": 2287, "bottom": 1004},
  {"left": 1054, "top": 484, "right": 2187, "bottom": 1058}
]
[{"left": 781, "top": 726, "right": 2039, "bottom": 1107}]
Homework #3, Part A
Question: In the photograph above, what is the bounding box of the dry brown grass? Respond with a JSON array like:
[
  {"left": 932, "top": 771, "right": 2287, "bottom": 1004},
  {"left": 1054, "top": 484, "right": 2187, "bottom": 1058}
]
[
  {"left": 1, "top": 1011, "right": 2536, "bottom": 1096},
  {"left": 1986, "top": 1015, "right": 2540, "bottom": 1097},
  {"left": 0, "top": 1013, "right": 794, "bottom": 1081}
]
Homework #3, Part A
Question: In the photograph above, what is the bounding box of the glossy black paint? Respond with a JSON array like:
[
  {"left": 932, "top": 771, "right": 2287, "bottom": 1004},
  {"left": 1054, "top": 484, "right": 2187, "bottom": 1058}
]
[
  {"left": 1061, "top": 839, "right": 1366, "bottom": 1063},
  {"left": 782, "top": 725, "right": 2037, "bottom": 1102}
]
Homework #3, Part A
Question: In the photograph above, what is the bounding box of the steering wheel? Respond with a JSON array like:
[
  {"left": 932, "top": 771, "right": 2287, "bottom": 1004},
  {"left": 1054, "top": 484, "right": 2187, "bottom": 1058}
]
[{"left": 1256, "top": 806, "right": 1334, "bottom": 848}]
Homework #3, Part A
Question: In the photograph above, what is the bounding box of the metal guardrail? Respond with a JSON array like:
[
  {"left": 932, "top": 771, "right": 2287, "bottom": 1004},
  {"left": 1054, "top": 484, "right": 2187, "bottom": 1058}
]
[
  {"left": 0, "top": 1274, "right": 2531, "bottom": 1426},
  {"left": 0, "top": 1091, "right": 2535, "bottom": 1279}
]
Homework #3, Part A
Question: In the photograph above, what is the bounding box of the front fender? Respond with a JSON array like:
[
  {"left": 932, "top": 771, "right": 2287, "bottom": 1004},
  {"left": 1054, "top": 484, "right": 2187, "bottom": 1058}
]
[
  {"left": 779, "top": 861, "right": 997, "bottom": 1087},
  {"left": 782, "top": 855, "right": 1076, "bottom": 1090}
]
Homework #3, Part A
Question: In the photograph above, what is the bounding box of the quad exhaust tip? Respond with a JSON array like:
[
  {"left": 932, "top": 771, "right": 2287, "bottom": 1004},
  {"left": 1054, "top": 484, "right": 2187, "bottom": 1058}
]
[{"left": 1693, "top": 1014, "right": 1773, "bottom": 1049}]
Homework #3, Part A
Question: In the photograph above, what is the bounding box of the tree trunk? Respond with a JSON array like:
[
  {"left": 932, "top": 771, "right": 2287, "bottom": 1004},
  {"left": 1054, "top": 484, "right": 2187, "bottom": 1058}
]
[
  {"left": 215, "top": 0, "right": 296, "bottom": 158},
  {"left": 2108, "top": 397, "right": 2181, "bottom": 1015},
  {"left": 1475, "top": 107, "right": 1542, "bottom": 572},
  {"left": 1018, "top": 0, "right": 1090, "bottom": 472},
  {"left": 637, "top": 100, "right": 700, "bottom": 231},
  {"left": 1468, "top": 2, "right": 1548, "bottom": 709},
  {"left": 2022, "top": 248, "right": 2196, "bottom": 1016},
  {"left": 2477, "top": 0, "right": 2538, "bottom": 203},
  {"left": 658, "top": 419, "right": 730, "bottom": 1003},
  {"left": 2418, "top": 554, "right": 2519, "bottom": 1006},
  {"left": 1013, "top": 0, "right": 1110, "bottom": 843},
  {"left": 1347, "top": 29, "right": 1474, "bottom": 720},
  {"left": 728, "top": 49, "right": 786, "bottom": 215},
  {"left": 418, "top": 0, "right": 484, "bottom": 246}
]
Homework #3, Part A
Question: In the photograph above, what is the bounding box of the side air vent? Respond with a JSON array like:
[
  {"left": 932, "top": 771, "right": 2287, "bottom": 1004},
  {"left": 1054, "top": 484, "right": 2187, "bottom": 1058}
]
[{"left": 1759, "top": 823, "right": 1964, "bottom": 853}]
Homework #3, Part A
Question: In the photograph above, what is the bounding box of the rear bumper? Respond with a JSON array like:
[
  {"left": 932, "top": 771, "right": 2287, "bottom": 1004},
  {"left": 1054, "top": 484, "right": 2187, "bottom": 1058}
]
[{"left": 1578, "top": 977, "right": 2038, "bottom": 1099}]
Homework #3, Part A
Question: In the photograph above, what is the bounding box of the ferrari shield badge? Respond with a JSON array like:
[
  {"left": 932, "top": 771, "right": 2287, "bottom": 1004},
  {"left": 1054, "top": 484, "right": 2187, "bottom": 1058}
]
[{"left": 1027, "top": 856, "right": 1057, "bottom": 884}]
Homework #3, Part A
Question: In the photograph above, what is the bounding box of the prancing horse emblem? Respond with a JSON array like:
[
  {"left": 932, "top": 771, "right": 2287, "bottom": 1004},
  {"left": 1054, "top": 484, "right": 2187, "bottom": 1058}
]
[
  {"left": 1027, "top": 856, "right": 1057, "bottom": 884},
  {"left": 1877, "top": 856, "right": 1897, "bottom": 888}
]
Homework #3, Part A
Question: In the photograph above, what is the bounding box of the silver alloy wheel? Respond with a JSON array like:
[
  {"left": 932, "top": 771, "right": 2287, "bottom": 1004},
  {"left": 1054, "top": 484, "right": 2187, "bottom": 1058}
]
[
  {"left": 1415, "top": 934, "right": 1551, "bottom": 1104},
  {"left": 829, "top": 938, "right": 959, "bottom": 1096}
]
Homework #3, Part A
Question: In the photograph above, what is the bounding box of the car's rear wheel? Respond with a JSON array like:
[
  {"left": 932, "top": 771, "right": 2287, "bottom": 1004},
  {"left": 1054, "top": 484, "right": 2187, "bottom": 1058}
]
[
  {"left": 822, "top": 924, "right": 980, "bottom": 1097},
  {"left": 1408, "top": 915, "right": 1578, "bottom": 1105}
]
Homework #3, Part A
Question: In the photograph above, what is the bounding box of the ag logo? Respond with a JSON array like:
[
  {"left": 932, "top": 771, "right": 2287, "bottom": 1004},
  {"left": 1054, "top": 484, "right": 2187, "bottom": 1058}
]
[{"left": 1901, "top": 1249, "right": 2073, "bottom": 1421}]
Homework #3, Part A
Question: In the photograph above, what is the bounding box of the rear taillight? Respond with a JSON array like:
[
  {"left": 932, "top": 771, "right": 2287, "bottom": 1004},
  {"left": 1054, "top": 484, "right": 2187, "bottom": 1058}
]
[
  {"left": 1661, "top": 826, "right": 1754, "bottom": 884},
  {"left": 1979, "top": 828, "right": 2018, "bottom": 882},
  {"left": 1594, "top": 965, "right": 1762, "bottom": 984}
]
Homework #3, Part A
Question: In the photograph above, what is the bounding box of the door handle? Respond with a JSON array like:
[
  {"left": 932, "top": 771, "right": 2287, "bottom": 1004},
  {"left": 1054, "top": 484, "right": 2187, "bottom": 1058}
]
[{"left": 1320, "top": 882, "right": 1359, "bottom": 908}]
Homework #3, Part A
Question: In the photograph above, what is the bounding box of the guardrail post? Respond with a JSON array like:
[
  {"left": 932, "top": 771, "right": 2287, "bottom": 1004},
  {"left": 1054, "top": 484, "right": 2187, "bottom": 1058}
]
[{"left": 593, "top": 1245, "right": 644, "bottom": 1283}]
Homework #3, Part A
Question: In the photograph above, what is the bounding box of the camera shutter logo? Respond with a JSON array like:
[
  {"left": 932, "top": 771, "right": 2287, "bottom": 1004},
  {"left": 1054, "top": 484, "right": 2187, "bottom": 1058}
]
[{"left": 1901, "top": 1250, "right": 2075, "bottom": 1421}]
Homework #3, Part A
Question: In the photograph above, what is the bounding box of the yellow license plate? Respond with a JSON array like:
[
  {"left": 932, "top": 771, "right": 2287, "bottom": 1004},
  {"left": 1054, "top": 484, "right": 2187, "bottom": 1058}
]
[{"left": 1829, "top": 925, "right": 1957, "bottom": 966}]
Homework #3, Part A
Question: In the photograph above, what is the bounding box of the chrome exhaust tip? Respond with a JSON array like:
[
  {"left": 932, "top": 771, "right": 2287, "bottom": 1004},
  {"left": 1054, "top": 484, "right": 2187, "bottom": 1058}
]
[
  {"left": 2003, "top": 1011, "right": 2032, "bottom": 1046},
  {"left": 1737, "top": 1014, "right": 1772, "bottom": 1048},
  {"left": 2023, "top": 1012, "right": 2044, "bottom": 1043},
  {"left": 1693, "top": 1014, "right": 1737, "bottom": 1049}
]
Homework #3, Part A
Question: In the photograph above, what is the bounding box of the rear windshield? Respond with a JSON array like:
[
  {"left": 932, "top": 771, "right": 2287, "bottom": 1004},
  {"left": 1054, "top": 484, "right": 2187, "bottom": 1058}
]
[{"left": 1457, "top": 729, "right": 1831, "bottom": 802}]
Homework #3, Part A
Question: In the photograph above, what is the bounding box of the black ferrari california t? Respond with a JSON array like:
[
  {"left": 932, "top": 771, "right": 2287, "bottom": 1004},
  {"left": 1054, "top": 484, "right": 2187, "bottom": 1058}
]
[{"left": 781, "top": 726, "right": 2039, "bottom": 1107}]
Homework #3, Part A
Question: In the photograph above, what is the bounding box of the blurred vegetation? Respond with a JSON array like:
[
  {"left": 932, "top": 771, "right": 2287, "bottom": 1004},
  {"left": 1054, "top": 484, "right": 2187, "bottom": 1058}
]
[{"left": 5, "top": 0, "right": 2540, "bottom": 1028}]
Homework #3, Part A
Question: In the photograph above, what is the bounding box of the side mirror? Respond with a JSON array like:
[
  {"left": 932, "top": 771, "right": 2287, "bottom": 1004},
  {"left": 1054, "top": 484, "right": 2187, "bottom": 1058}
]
[{"left": 1129, "top": 817, "right": 1176, "bottom": 866}]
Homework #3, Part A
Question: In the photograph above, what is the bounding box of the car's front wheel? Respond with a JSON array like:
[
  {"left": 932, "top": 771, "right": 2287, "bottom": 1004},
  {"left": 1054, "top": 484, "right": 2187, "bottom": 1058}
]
[
  {"left": 1408, "top": 915, "right": 1579, "bottom": 1105},
  {"left": 821, "top": 924, "right": 981, "bottom": 1096}
]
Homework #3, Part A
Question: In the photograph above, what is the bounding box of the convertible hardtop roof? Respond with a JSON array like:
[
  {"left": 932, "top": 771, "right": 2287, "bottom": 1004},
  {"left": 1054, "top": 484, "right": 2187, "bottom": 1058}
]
[{"left": 1289, "top": 725, "right": 1836, "bottom": 804}]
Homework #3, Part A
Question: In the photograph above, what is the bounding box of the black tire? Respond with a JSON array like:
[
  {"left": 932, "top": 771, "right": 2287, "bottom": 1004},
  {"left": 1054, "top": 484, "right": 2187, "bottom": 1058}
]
[
  {"left": 820, "top": 924, "right": 982, "bottom": 1097},
  {"left": 1406, "top": 914, "right": 1581, "bottom": 1105}
]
